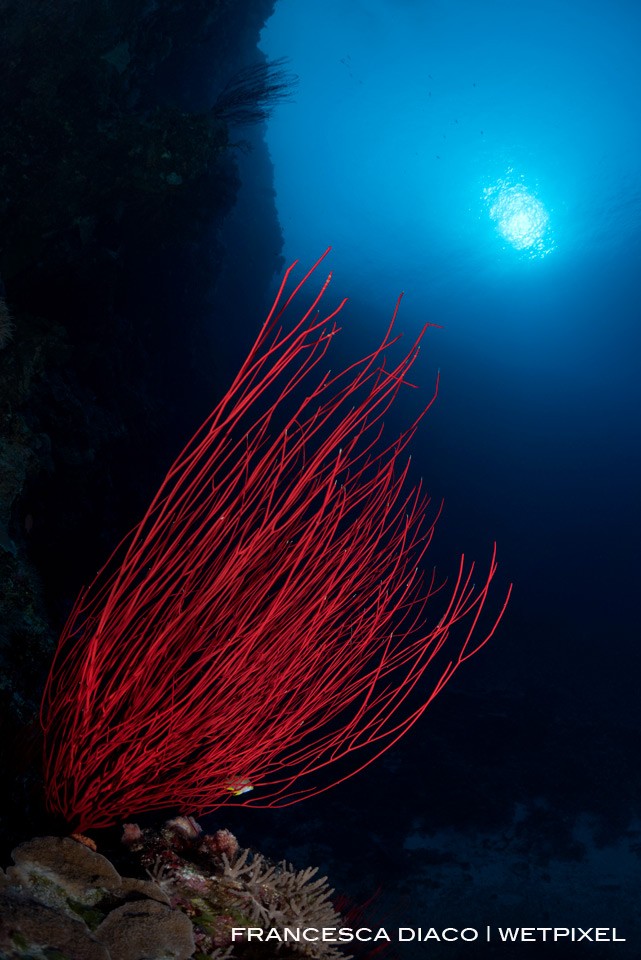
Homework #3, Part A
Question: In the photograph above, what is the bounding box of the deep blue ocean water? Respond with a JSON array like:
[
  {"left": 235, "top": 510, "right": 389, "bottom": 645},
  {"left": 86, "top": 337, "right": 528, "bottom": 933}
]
[
  {"left": 255, "top": 0, "right": 641, "bottom": 709},
  {"left": 213, "top": 1, "right": 641, "bottom": 953}
]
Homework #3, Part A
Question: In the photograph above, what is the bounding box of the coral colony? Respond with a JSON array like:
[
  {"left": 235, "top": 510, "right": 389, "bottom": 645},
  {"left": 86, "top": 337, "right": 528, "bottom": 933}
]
[{"left": 41, "top": 251, "right": 511, "bottom": 832}]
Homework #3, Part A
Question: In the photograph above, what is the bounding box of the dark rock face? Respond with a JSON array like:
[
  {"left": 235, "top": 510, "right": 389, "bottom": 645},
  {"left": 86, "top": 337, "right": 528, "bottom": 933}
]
[{"left": 0, "top": 0, "right": 282, "bottom": 855}]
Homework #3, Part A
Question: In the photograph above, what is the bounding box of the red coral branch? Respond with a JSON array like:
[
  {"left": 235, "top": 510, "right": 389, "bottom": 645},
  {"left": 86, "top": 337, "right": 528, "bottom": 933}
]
[{"left": 41, "top": 251, "right": 511, "bottom": 832}]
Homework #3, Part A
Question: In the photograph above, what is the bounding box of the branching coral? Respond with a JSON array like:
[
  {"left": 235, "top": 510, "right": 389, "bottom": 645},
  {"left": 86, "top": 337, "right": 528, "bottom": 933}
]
[
  {"left": 125, "top": 820, "right": 346, "bottom": 959},
  {"left": 41, "top": 251, "right": 510, "bottom": 832},
  {"left": 220, "top": 849, "right": 340, "bottom": 942}
]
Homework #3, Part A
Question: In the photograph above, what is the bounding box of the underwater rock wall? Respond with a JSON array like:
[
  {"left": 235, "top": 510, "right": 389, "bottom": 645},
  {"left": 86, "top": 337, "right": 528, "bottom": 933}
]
[{"left": 0, "top": 0, "right": 282, "bottom": 856}]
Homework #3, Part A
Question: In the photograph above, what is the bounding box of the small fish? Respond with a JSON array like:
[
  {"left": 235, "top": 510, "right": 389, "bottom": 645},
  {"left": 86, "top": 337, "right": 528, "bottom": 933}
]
[{"left": 226, "top": 778, "right": 254, "bottom": 796}]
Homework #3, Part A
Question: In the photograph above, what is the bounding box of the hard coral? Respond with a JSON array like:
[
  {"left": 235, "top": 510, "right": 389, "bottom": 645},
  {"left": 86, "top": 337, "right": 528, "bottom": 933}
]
[
  {"left": 0, "top": 835, "right": 194, "bottom": 960},
  {"left": 199, "top": 828, "right": 241, "bottom": 863},
  {"left": 124, "top": 818, "right": 350, "bottom": 959}
]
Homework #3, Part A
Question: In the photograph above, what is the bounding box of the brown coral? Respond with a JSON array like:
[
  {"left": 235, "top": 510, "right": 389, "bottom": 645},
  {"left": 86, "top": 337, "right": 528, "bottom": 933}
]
[
  {"left": 1, "top": 835, "right": 195, "bottom": 959},
  {"left": 199, "top": 828, "right": 240, "bottom": 863},
  {"left": 219, "top": 849, "right": 343, "bottom": 959},
  {"left": 95, "top": 899, "right": 195, "bottom": 960},
  {"left": 121, "top": 819, "right": 350, "bottom": 959}
]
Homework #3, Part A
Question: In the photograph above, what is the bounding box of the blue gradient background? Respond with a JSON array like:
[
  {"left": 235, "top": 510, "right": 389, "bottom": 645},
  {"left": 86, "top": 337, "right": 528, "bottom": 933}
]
[
  {"left": 257, "top": 0, "right": 641, "bottom": 703},
  {"left": 218, "top": 0, "right": 641, "bottom": 951}
]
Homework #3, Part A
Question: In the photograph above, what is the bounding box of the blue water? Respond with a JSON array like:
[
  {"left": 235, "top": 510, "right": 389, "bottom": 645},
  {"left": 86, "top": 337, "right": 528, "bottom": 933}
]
[
  {"left": 258, "top": 0, "right": 641, "bottom": 705},
  {"left": 228, "top": 1, "right": 641, "bottom": 950}
]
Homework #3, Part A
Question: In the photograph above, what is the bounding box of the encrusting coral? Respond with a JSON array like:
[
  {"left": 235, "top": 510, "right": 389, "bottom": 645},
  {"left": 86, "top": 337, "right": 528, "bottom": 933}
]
[
  {"left": 0, "top": 834, "right": 194, "bottom": 959},
  {"left": 0, "top": 820, "right": 352, "bottom": 960}
]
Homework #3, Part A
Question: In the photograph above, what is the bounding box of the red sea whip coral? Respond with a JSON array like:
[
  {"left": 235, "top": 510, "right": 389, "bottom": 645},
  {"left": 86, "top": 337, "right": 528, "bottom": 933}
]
[{"left": 41, "top": 251, "right": 511, "bottom": 832}]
